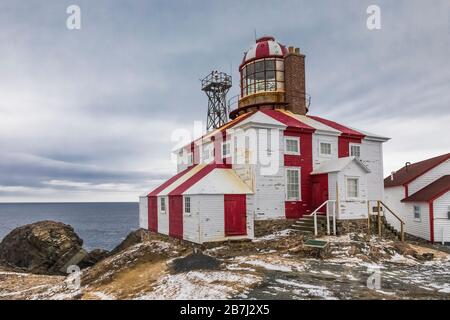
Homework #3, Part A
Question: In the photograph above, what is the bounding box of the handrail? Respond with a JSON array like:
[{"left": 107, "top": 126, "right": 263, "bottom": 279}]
[
  {"left": 367, "top": 200, "right": 405, "bottom": 241},
  {"left": 308, "top": 200, "right": 337, "bottom": 236}
]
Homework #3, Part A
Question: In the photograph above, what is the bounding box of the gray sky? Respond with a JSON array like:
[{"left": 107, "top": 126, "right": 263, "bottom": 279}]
[{"left": 0, "top": 0, "right": 449, "bottom": 202}]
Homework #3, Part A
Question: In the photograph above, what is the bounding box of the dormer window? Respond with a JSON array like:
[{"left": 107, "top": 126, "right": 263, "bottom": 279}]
[
  {"left": 320, "top": 142, "right": 332, "bottom": 156},
  {"left": 350, "top": 144, "right": 361, "bottom": 158},
  {"left": 285, "top": 137, "right": 300, "bottom": 155}
]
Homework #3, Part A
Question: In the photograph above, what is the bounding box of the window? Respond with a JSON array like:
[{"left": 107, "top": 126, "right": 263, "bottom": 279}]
[
  {"left": 346, "top": 177, "right": 359, "bottom": 199},
  {"left": 285, "top": 137, "right": 300, "bottom": 155},
  {"left": 447, "top": 206, "right": 450, "bottom": 220},
  {"left": 241, "top": 58, "right": 285, "bottom": 97},
  {"left": 286, "top": 168, "right": 301, "bottom": 200},
  {"left": 187, "top": 152, "right": 193, "bottom": 165},
  {"left": 414, "top": 205, "right": 421, "bottom": 221},
  {"left": 160, "top": 197, "right": 166, "bottom": 213},
  {"left": 320, "top": 142, "right": 332, "bottom": 155},
  {"left": 202, "top": 147, "right": 211, "bottom": 162},
  {"left": 184, "top": 196, "right": 191, "bottom": 215},
  {"left": 350, "top": 144, "right": 361, "bottom": 158},
  {"left": 222, "top": 142, "right": 231, "bottom": 157}
]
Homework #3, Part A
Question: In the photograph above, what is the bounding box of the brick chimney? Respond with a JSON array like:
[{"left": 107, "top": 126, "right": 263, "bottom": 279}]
[{"left": 284, "top": 46, "right": 307, "bottom": 115}]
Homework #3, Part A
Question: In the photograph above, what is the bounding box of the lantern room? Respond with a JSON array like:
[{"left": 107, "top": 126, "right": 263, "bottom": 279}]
[{"left": 230, "top": 36, "right": 309, "bottom": 119}]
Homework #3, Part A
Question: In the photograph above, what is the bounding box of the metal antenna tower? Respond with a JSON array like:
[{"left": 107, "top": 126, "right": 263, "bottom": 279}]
[{"left": 201, "top": 71, "right": 232, "bottom": 131}]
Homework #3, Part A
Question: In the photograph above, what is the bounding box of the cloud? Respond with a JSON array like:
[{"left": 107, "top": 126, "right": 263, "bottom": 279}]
[{"left": 0, "top": 0, "right": 449, "bottom": 201}]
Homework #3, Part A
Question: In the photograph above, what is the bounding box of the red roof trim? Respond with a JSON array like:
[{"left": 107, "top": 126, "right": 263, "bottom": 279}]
[
  {"left": 307, "top": 115, "right": 365, "bottom": 139},
  {"left": 401, "top": 175, "right": 450, "bottom": 202},
  {"left": 148, "top": 166, "right": 195, "bottom": 196},
  {"left": 261, "top": 110, "right": 315, "bottom": 132},
  {"left": 385, "top": 153, "right": 450, "bottom": 188}
]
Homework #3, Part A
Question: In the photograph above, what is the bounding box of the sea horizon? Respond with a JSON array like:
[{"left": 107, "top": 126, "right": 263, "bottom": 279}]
[{"left": 0, "top": 202, "right": 139, "bottom": 251}]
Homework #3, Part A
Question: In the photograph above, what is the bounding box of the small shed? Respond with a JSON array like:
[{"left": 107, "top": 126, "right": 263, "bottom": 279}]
[
  {"left": 142, "top": 164, "right": 254, "bottom": 244},
  {"left": 311, "top": 156, "right": 371, "bottom": 219}
]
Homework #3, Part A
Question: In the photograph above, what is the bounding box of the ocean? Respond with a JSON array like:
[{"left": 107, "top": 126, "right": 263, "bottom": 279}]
[{"left": 0, "top": 202, "right": 139, "bottom": 251}]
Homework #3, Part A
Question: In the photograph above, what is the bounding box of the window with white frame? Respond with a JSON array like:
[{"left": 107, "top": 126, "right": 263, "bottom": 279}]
[
  {"left": 284, "top": 137, "right": 300, "bottom": 155},
  {"left": 160, "top": 197, "right": 166, "bottom": 213},
  {"left": 346, "top": 177, "right": 359, "bottom": 199},
  {"left": 320, "top": 142, "right": 332, "bottom": 155},
  {"left": 286, "top": 168, "right": 301, "bottom": 200},
  {"left": 222, "top": 142, "right": 231, "bottom": 157},
  {"left": 350, "top": 144, "right": 361, "bottom": 158},
  {"left": 187, "top": 152, "right": 193, "bottom": 165},
  {"left": 184, "top": 196, "right": 191, "bottom": 215},
  {"left": 414, "top": 205, "right": 421, "bottom": 221}
]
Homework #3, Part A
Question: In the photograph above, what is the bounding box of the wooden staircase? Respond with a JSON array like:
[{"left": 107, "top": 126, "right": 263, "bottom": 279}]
[{"left": 292, "top": 214, "right": 327, "bottom": 234}]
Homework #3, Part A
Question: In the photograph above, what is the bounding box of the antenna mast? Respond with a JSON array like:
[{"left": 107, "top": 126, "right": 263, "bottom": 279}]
[{"left": 201, "top": 71, "right": 232, "bottom": 131}]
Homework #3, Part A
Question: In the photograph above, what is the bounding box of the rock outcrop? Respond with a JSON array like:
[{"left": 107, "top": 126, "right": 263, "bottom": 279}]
[{"left": 0, "top": 221, "right": 85, "bottom": 275}]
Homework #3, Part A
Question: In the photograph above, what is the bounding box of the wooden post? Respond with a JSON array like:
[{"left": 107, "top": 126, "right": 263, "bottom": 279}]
[
  {"left": 400, "top": 222, "right": 405, "bottom": 242},
  {"left": 367, "top": 200, "right": 371, "bottom": 236},
  {"left": 377, "top": 201, "right": 382, "bottom": 237}
]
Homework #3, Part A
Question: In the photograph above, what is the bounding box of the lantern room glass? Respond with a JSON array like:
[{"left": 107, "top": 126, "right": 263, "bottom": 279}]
[{"left": 241, "top": 58, "right": 284, "bottom": 97}]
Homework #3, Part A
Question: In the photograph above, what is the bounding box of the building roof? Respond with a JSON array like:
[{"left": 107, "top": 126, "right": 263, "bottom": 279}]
[
  {"left": 183, "top": 168, "right": 253, "bottom": 195},
  {"left": 311, "top": 156, "right": 371, "bottom": 175},
  {"left": 384, "top": 153, "right": 450, "bottom": 188},
  {"left": 402, "top": 175, "right": 450, "bottom": 202},
  {"left": 148, "top": 164, "right": 252, "bottom": 196},
  {"left": 240, "top": 36, "right": 287, "bottom": 69},
  {"left": 176, "top": 109, "right": 389, "bottom": 152}
]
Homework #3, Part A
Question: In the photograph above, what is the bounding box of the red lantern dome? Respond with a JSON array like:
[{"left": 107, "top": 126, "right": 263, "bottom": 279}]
[{"left": 240, "top": 36, "right": 287, "bottom": 70}]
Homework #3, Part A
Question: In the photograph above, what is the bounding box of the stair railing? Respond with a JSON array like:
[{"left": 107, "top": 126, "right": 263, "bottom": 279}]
[
  {"left": 308, "top": 200, "right": 337, "bottom": 236},
  {"left": 367, "top": 200, "right": 405, "bottom": 241}
]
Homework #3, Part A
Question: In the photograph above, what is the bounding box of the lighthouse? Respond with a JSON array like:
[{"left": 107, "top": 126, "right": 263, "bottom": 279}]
[
  {"left": 139, "top": 35, "right": 390, "bottom": 244},
  {"left": 231, "top": 36, "right": 308, "bottom": 119}
]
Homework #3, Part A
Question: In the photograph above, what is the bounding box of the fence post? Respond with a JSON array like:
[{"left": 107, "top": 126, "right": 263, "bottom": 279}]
[
  {"left": 367, "top": 200, "right": 371, "bottom": 236},
  {"left": 401, "top": 222, "right": 405, "bottom": 242},
  {"left": 326, "top": 202, "right": 330, "bottom": 235}
]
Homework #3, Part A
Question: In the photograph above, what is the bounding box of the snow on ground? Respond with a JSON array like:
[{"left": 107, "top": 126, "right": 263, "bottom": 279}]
[
  {"left": 254, "top": 229, "right": 294, "bottom": 242},
  {"left": 135, "top": 271, "right": 262, "bottom": 300},
  {"left": 275, "top": 279, "right": 337, "bottom": 300},
  {"left": 231, "top": 255, "right": 305, "bottom": 273}
]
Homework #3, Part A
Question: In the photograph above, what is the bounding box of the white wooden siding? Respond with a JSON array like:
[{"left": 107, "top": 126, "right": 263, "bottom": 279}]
[
  {"left": 253, "top": 128, "right": 286, "bottom": 220},
  {"left": 182, "top": 195, "right": 201, "bottom": 243},
  {"left": 139, "top": 196, "right": 148, "bottom": 229},
  {"left": 336, "top": 163, "right": 368, "bottom": 219},
  {"left": 408, "top": 159, "right": 450, "bottom": 195},
  {"left": 157, "top": 196, "right": 169, "bottom": 235},
  {"left": 360, "top": 139, "right": 384, "bottom": 201},
  {"left": 384, "top": 186, "right": 405, "bottom": 231},
  {"left": 312, "top": 134, "right": 339, "bottom": 169},
  {"left": 198, "top": 195, "right": 254, "bottom": 243},
  {"left": 403, "top": 202, "right": 431, "bottom": 241},
  {"left": 433, "top": 192, "right": 450, "bottom": 243}
]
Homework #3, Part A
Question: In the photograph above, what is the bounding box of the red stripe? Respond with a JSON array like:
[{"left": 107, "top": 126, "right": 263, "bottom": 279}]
[
  {"left": 148, "top": 166, "right": 195, "bottom": 196},
  {"left": 429, "top": 201, "right": 434, "bottom": 243},
  {"left": 255, "top": 41, "right": 270, "bottom": 60},
  {"left": 148, "top": 196, "right": 158, "bottom": 232},
  {"left": 261, "top": 110, "right": 315, "bottom": 132},
  {"left": 169, "top": 164, "right": 217, "bottom": 196},
  {"left": 308, "top": 115, "right": 365, "bottom": 138}
]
